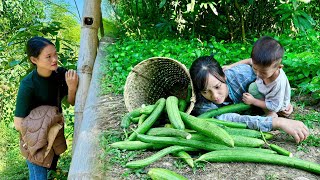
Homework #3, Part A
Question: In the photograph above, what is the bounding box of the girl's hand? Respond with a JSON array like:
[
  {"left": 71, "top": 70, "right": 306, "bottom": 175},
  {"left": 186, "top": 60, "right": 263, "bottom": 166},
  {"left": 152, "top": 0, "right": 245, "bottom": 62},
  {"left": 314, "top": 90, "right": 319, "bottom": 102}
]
[
  {"left": 65, "top": 70, "right": 79, "bottom": 92},
  {"left": 242, "top": 92, "right": 256, "bottom": 105}
]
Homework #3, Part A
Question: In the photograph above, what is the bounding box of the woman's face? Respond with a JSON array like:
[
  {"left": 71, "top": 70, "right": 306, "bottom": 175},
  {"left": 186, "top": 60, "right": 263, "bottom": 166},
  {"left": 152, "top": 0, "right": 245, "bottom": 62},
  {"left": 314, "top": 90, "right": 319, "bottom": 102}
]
[
  {"left": 31, "top": 44, "right": 58, "bottom": 72},
  {"left": 200, "top": 73, "right": 229, "bottom": 104}
]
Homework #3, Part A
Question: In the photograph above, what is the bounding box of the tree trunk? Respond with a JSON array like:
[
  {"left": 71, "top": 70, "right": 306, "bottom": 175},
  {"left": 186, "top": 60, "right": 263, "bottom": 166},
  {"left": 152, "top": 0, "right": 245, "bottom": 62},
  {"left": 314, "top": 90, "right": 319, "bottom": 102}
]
[
  {"left": 234, "top": 0, "right": 246, "bottom": 42},
  {"left": 73, "top": 0, "right": 101, "bottom": 149},
  {"left": 224, "top": 3, "right": 234, "bottom": 41}
]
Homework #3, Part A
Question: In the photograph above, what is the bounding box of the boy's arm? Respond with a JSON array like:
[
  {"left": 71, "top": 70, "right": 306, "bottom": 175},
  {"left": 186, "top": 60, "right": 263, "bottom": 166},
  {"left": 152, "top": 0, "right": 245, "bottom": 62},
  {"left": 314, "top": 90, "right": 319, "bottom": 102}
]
[{"left": 223, "top": 58, "right": 252, "bottom": 71}]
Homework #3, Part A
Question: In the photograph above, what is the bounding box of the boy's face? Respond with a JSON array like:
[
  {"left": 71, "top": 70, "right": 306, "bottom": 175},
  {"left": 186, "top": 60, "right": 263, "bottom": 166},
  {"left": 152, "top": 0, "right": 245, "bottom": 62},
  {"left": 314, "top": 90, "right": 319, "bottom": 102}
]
[{"left": 252, "top": 61, "right": 283, "bottom": 81}]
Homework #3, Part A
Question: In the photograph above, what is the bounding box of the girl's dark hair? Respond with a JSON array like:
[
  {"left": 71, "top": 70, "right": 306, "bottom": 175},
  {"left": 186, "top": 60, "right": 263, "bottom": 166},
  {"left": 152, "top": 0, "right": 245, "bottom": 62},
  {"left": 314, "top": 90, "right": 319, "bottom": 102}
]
[
  {"left": 251, "top": 36, "right": 284, "bottom": 67},
  {"left": 189, "top": 55, "right": 225, "bottom": 101},
  {"left": 26, "top": 36, "right": 54, "bottom": 64}
]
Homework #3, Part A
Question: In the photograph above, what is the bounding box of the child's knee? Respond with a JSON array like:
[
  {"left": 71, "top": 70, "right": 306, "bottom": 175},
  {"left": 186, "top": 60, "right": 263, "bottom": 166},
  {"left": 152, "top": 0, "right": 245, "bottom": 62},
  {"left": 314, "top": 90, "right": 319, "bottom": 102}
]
[{"left": 248, "top": 82, "right": 264, "bottom": 99}]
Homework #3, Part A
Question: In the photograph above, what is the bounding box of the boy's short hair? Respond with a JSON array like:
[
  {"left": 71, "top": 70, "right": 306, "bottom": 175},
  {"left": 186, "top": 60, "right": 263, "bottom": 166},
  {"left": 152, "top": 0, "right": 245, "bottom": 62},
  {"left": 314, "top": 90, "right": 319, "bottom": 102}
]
[{"left": 251, "top": 36, "right": 284, "bottom": 67}]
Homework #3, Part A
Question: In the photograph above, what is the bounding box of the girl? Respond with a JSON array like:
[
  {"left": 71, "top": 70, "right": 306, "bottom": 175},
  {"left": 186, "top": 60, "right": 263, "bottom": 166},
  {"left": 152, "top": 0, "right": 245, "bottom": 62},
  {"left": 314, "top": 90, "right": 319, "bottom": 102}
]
[
  {"left": 189, "top": 55, "right": 309, "bottom": 143},
  {"left": 14, "top": 36, "right": 78, "bottom": 179}
]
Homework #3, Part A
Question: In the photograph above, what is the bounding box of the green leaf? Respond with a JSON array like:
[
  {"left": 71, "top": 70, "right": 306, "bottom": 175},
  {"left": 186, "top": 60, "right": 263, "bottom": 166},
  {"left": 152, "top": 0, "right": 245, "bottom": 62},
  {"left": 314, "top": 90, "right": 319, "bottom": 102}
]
[
  {"left": 0, "top": 0, "right": 3, "bottom": 12},
  {"left": 299, "top": 11, "right": 316, "bottom": 25},
  {"left": 56, "top": 38, "right": 60, "bottom": 52},
  {"left": 302, "top": 69, "right": 310, "bottom": 77},
  {"left": 208, "top": 3, "right": 218, "bottom": 15},
  {"left": 187, "top": 0, "right": 195, "bottom": 12},
  {"left": 280, "top": 13, "right": 291, "bottom": 21},
  {"left": 298, "top": 74, "right": 305, "bottom": 79},
  {"left": 292, "top": 16, "right": 300, "bottom": 30},
  {"left": 297, "top": 16, "right": 312, "bottom": 30},
  {"left": 9, "top": 60, "right": 20, "bottom": 67},
  {"left": 159, "top": 0, "right": 166, "bottom": 9}
]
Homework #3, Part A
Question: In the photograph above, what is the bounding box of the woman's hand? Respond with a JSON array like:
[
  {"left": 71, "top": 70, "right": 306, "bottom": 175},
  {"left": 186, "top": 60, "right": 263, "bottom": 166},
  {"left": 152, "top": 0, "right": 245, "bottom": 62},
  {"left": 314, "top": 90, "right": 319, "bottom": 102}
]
[
  {"left": 65, "top": 70, "right": 79, "bottom": 105},
  {"left": 14, "top": 117, "right": 23, "bottom": 132},
  {"left": 65, "top": 70, "right": 79, "bottom": 92},
  {"left": 272, "top": 117, "right": 309, "bottom": 143}
]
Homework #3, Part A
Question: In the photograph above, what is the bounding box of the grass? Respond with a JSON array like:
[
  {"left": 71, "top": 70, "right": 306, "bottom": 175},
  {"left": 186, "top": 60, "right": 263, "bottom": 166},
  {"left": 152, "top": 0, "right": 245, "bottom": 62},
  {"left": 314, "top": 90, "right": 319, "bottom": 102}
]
[
  {"left": 0, "top": 121, "right": 28, "bottom": 179},
  {"left": 293, "top": 106, "right": 320, "bottom": 148}
]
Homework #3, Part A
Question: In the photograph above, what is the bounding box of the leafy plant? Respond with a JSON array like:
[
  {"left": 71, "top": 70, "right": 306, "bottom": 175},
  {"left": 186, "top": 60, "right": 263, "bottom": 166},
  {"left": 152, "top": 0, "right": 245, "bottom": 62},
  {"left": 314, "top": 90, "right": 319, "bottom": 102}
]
[
  {"left": 277, "top": 0, "right": 316, "bottom": 33},
  {"left": 108, "top": 0, "right": 319, "bottom": 41}
]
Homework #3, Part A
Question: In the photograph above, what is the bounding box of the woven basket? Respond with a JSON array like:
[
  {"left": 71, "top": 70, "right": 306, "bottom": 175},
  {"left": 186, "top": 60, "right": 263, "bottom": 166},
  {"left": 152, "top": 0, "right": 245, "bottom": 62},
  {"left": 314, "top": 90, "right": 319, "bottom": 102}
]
[{"left": 124, "top": 57, "right": 195, "bottom": 114}]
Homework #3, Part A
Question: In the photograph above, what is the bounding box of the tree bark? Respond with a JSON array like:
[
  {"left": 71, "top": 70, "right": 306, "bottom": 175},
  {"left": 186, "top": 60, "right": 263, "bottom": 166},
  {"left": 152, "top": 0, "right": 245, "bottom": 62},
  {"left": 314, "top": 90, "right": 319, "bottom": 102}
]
[
  {"left": 224, "top": 3, "right": 234, "bottom": 41},
  {"left": 73, "top": 0, "right": 101, "bottom": 149},
  {"left": 234, "top": 0, "right": 246, "bottom": 42}
]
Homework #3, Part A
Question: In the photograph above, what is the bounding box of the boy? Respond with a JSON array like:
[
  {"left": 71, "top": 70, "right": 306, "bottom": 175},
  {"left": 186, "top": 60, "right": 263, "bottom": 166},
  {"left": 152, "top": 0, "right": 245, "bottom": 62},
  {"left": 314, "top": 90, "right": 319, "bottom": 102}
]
[{"left": 224, "top": 36, "right": 293, "bottom": 118}]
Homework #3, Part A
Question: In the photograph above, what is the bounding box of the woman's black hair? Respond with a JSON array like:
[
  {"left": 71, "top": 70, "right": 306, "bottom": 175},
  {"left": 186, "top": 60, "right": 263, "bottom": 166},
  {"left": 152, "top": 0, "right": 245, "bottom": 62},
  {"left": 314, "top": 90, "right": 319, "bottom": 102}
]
[
  {"left": 26, "top": 36, "right": 54, "bottom": 65},
  {"left": 189, "top": 55, "right": 226, "bottom": 101}
]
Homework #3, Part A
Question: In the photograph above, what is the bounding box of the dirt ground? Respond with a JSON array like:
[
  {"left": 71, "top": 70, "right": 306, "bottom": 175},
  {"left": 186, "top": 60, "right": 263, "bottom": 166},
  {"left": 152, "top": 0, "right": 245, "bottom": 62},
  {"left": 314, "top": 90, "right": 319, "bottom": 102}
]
[{"left": 97, "top": 94, "right": 320, "bottom": 180}]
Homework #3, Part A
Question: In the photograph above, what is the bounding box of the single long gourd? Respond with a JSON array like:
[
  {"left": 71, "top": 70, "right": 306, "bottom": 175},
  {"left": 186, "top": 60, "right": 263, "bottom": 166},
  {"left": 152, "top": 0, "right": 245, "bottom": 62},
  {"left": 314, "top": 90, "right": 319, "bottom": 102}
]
[{"left": 196, "top": 150, "right": 320, "bottom": 175}]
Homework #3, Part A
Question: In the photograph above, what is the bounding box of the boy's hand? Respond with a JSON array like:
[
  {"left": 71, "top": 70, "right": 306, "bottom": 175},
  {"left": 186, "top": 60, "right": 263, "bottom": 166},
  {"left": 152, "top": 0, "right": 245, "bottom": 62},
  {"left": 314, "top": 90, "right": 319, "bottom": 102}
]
[
  {"left": 242, "top": 93, "right": 256, "bottom": 105},
  {"left": 278, "top": 104, "right": 293, "bottom": 117}
]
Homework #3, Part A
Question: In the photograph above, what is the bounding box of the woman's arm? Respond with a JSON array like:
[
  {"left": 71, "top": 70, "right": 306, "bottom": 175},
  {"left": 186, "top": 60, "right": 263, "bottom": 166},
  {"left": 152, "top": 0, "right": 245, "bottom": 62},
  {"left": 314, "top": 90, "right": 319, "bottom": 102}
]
[
  {"left": 216, "top": 113, "right": 309, "bottom": 143},
  {"left": 65, "top": 70, "right": 79, "bottom": 105}
]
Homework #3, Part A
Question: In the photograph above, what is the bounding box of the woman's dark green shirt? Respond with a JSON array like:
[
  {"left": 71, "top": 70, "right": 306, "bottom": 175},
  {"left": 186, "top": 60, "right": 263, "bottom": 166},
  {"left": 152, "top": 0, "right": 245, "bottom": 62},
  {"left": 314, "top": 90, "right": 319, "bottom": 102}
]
[{"left": 15, "top": 67, "right": 68, "bottom": 118}]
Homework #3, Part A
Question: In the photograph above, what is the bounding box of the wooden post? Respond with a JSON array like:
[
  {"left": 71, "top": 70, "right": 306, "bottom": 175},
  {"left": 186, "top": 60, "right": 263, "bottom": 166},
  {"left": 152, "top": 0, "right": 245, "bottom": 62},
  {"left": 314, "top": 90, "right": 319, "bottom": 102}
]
[
  {"left": 73, "top": 0, "right": 101, "bottom": 148},
  {"left": 68, "top": 37, "right": 113, "bottom": 179}
]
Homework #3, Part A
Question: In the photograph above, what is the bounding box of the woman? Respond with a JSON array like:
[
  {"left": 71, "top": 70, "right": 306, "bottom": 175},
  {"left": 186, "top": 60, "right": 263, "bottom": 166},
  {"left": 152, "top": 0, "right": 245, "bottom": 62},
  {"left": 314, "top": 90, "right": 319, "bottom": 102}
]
[
  {"left": 14, "top": 36, "right": 78, "bottom": 179},
  {"left": 189, "top": 55, "right": 309, "bottom": 143}
]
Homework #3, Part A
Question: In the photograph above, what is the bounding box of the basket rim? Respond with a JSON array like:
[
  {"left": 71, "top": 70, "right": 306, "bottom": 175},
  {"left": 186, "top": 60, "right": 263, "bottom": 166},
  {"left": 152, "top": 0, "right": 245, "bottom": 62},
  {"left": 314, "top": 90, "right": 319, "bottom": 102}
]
[{"left": 123, "top": 57, "right": 196, "bottom": 114}]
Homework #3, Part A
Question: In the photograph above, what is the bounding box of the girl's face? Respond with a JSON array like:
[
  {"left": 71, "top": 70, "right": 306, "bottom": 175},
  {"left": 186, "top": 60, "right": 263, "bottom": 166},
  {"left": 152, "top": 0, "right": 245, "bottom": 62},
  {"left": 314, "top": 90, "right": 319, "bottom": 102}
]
[
  {"left": 200, "top": 73, "right": 229, "bottom": 104},
  {"left": 31, "top": 44, "right": 58, "bottom": 75}
]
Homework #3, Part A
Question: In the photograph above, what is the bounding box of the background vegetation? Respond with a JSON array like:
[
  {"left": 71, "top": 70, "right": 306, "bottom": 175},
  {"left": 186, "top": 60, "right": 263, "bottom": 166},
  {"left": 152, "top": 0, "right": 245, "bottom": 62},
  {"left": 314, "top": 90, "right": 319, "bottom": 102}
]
[
  {"left": 0, "top": 0, "right": 80, "bottom": 179},
  {"left": 0, "top": 0, "right": 319, "bottom": 179},
  {"left": 102, "top": 0, "right": 320, "bottom": 99}
]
